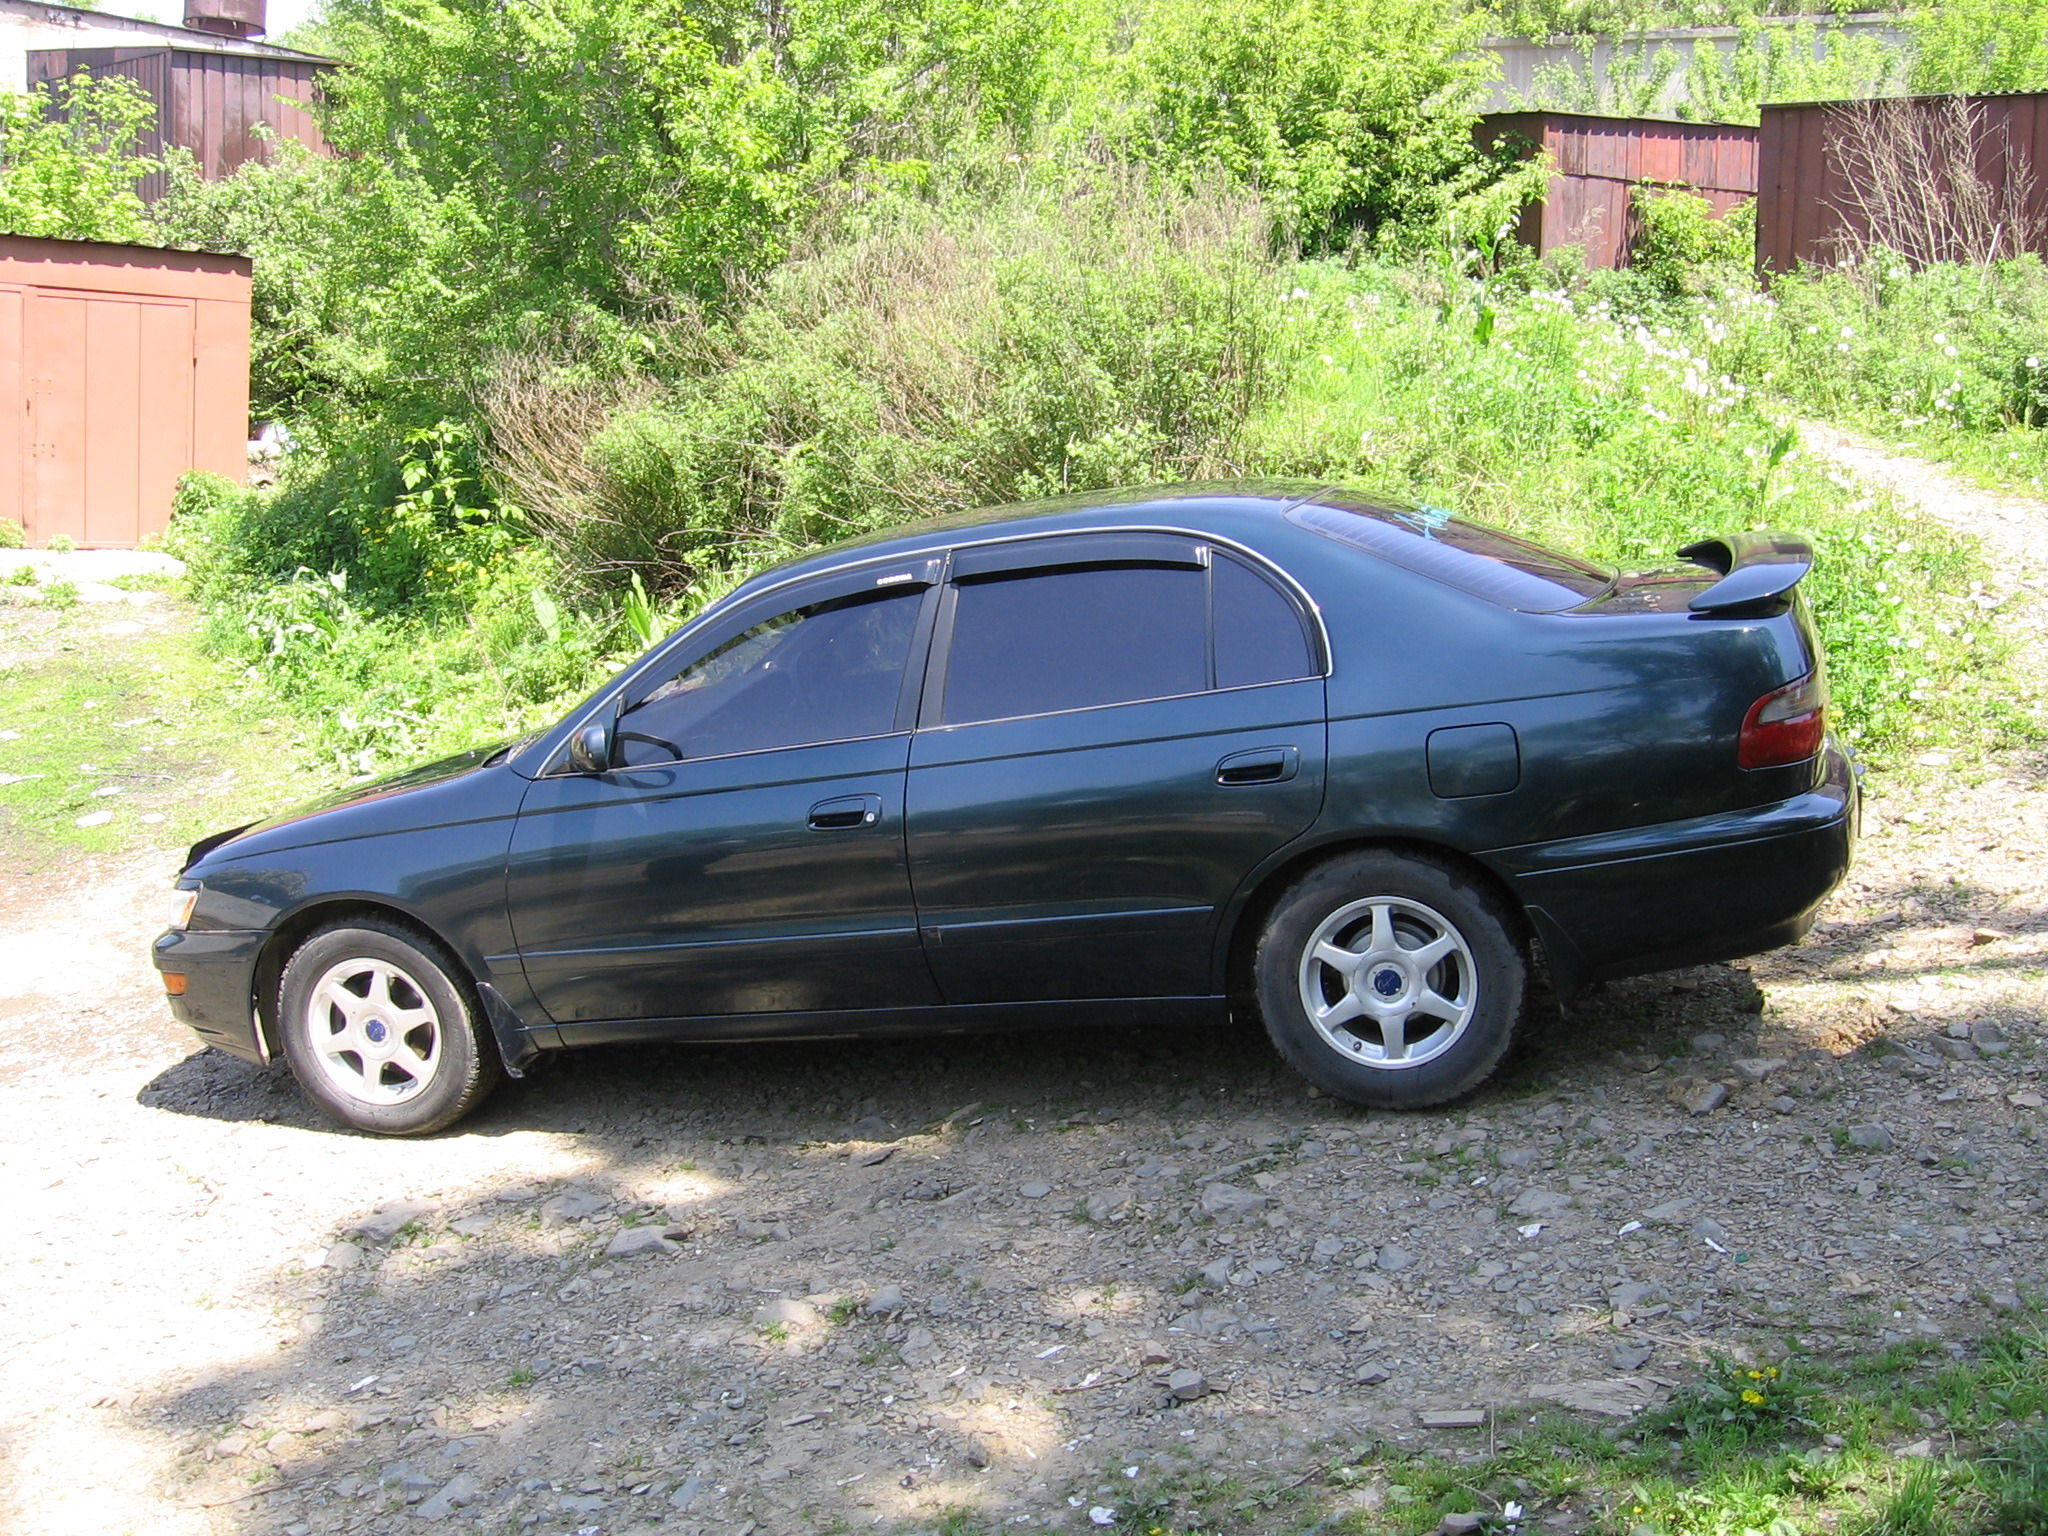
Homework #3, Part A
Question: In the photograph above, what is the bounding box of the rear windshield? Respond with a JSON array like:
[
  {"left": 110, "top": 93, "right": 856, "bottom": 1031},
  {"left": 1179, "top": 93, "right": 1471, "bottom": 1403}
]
[{"left": 1287, "top": 493, "right": 1611, "bottom": 613}]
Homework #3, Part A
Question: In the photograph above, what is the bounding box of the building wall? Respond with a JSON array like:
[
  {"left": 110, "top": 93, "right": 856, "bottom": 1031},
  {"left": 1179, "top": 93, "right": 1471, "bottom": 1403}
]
[
  {"left": 1477, "top": 13, "right": 1909, "bottom": 115},
  {"left": 27, "top": 44, "right": 328, "bottom": 200},
  {"left": 0, "top": 235, "right": 250, "bottom": 549},
  {"left": 1481, "top": 111, "right": 1759, "bottom": 269}
]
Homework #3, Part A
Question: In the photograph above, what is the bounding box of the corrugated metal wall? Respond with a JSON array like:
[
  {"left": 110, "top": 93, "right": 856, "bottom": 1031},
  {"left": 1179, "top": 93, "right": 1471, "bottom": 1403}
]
[
  {"left": 0, "top": 236, "right": 250, "bottom": 548},
  {"left": 27, "top": 45, "right": 329, "bottom": 202},
  {"left": 1757, "top": 93, "right": 2048, "bottom": 272},
  {"left": 1481, "top": 112, "right": 1759, "bottom": 270}
]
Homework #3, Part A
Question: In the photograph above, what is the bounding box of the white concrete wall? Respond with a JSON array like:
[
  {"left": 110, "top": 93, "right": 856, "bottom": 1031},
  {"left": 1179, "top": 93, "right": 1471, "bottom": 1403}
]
[
  {"left": 1476, "top": 13, "right": 1912, "bottom": 114},
  {"left": 0, "top": 0, "right": 317, "bottom": 95}
]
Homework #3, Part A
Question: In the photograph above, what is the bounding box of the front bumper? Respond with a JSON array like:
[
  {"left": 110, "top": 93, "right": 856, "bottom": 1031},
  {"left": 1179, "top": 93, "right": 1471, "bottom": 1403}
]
[
  {"left": 1493, "top": 737, "right": 1858, "bottom": 993},
  {"left": 152, "top": 927, "right": 268, "bottom": 1065}
]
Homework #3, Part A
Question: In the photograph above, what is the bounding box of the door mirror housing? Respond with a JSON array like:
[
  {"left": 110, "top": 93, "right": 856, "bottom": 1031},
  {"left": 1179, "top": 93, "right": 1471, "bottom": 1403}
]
[{"left": 568, "top": 720, "right": 614, "bottom": 775}]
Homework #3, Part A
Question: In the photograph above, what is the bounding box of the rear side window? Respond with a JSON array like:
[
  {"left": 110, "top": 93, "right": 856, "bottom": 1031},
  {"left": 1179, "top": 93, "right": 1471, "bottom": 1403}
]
[
  {"left": 1288, "top": 494, "right": 1610, "bottom": 612},
  {"left": 1214, "top": 553, "right": 1315, "bottom": 688},
  {"left": 944, "top": 566, "right": 1207, "bottom": 724},
  {"left": 939, "top": 550, "right": 1319, "bottom": 724}
]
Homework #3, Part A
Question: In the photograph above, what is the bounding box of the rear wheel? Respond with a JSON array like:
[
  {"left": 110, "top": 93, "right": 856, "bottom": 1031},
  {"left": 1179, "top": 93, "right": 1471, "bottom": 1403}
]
[
  {"left": 1254, "top": 850, "right": 1526, "bottom": 1108},
  {"left": 278, "top": 919, "right": 501, "bottom": 1136}
]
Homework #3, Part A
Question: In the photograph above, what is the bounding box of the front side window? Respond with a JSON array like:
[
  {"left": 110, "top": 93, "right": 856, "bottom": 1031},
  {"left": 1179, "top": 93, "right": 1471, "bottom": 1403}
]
[
  {"left": 943, "top": 566, "right": 1208, "bottom": 725},
  {"left": 616, "top": 588, "right": 921, "bottom": 765}
]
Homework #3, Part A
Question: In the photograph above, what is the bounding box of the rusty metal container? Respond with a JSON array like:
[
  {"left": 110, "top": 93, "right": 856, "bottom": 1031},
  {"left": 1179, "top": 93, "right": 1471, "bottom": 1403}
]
[
  {"left": 0, "top": 235, "right": 251, "bottom": 549},
  {"left": 27, "top": 44, "right": 331, "bottom": 202},
  {"left": 182, "top": 0, "right": 265, "bottom": 39}
]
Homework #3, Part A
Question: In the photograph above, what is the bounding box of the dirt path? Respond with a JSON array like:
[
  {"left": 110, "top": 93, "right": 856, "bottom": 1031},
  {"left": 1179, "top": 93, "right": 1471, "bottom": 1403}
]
[
  {"left": 1, "top": 463, "right": 2045, "bottom": 1536},
  {"left": 1801, "top": 421, "right": 2048, "bottom": 701}
]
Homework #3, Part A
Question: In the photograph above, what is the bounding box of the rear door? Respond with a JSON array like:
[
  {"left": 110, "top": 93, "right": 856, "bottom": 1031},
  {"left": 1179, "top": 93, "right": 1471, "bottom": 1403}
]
[{"left": 906, "top": 534, "right": 1327, "bottom": 1003}]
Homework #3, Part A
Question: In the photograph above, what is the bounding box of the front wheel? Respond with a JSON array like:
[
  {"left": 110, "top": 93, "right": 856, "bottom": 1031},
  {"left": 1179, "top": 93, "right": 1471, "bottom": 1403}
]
[
  {"left": 278, "top": 919, "right": 502, "bottom": 1136},
  {"left": 1253, "top": 850, "right": 1526, "bottom": 1109}
]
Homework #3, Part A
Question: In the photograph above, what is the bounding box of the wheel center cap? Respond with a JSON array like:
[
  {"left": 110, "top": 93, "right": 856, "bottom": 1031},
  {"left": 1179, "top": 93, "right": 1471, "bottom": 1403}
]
[
  {"left": 1371, "top": 967, "right": 1405, "bottom": 998},
  {"left": 364, "top": 1019, "right": 389, "bottom": 1045}
]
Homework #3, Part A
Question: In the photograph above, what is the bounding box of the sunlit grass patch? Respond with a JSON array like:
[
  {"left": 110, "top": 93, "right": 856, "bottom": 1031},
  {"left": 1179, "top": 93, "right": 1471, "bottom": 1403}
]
[{"left": 0, "top": 605, "right": 334, "bottom": 869}]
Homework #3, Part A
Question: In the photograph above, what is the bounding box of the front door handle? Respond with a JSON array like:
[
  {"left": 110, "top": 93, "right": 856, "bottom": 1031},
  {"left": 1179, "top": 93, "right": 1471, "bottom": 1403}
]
[
  {"left": 808, "top": 793, "right": 883, "bottom": 831},
  {"left": 1216, "top": 746, "right": 1299, "bottom": 786}
]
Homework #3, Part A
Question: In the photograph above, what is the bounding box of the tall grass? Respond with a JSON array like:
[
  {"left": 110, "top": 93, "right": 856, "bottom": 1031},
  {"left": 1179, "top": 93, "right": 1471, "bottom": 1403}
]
[
  {"left": 171, "top": 184, "right": 2026, "bottom": 777},
  {"left": 483, "top": 175, "right": 1285, "bottom": 593},
  {"left": 1235, "top": 262, "right": 2007, "bottom": 756}
]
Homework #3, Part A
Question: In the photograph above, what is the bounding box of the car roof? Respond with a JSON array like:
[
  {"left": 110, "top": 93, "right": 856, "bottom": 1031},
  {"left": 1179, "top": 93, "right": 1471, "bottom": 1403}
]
[{"left": 728, "top": 479, "right": 1332, "bottom": 599}]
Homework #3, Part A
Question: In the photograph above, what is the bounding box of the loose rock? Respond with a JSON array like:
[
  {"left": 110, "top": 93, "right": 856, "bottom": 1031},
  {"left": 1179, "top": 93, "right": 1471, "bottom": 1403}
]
[
  {"left": 1682, "top": 1082, "right": 1729, "bottom": 1116},
  {"left": 1166, "top": 1369, "right": 1211, "bottom": 1401},
  {"left": 1199, "top": 1183, "right": 1268, "bottom": 1222},
  {"left": 865, "top": 1284, "right": 906, "bottom": 1315},
  {"left": 352, "top": 1202, "right": 432, "bottom": 1242}
]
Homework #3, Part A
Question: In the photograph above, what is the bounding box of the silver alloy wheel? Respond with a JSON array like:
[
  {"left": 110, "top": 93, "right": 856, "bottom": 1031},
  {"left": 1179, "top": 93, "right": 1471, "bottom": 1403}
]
[
  {"left": 305, "top": 956, "right": 443, "bottom": 1107},
  {"left": 1296, "top": 895, "right": 1477, "bottom": 1070}
]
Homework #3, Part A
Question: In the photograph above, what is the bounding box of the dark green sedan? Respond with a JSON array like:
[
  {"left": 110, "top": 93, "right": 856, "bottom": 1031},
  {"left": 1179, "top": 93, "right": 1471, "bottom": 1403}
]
[{"left": 154, "top": 482, "right": 1855, "bottom": 1135}]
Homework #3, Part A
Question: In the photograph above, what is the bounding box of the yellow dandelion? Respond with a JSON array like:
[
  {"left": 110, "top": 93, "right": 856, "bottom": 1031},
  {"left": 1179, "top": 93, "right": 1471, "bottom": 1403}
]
[{"left": 1742, "top": 1389, "right": 1766, "bottom": 1405}]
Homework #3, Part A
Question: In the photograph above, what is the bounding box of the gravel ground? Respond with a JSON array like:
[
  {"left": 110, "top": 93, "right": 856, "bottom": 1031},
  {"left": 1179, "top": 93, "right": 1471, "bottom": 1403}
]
[{"left": 1, "top": 440, "right": 2044, "bottom": 1536}]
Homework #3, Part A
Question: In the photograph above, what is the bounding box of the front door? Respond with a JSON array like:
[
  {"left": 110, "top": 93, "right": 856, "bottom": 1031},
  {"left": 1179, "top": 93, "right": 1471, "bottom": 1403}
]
[
  {"left": 906, "top": 535, "right": 1327, "bottom": 1003},
  {"left": 506, "top": 572, "right": 941, "bottom": 1028}
]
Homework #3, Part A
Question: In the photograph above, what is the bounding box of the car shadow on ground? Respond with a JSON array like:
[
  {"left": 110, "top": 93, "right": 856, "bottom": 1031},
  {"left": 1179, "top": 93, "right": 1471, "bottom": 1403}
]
[{"left": 136, "top": 959, "right": 1766, "bottom": 1141}]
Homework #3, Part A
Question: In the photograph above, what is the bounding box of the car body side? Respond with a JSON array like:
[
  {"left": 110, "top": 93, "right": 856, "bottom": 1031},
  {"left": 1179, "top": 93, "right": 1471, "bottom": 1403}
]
[{"left": 153, "top": 486, "right": 1855, "bottom": 1070}]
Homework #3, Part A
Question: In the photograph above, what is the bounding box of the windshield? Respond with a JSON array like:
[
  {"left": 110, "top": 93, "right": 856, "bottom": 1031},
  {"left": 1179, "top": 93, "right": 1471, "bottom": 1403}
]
[{"left": 1288, "top": 492, "right": 1611, "bottom": 613}]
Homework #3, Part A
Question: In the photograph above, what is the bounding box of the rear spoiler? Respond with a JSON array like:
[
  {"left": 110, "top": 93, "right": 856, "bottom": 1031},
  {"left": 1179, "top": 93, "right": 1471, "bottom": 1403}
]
[{"left": 1676, "top": 530, "right": 1813, "bottom": 615}]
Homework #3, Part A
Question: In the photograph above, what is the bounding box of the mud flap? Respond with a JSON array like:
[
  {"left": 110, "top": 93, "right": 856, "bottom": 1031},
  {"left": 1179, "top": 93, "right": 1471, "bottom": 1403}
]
[{"left": 475, "top": 982, "right": 544, "bottom": 1078}]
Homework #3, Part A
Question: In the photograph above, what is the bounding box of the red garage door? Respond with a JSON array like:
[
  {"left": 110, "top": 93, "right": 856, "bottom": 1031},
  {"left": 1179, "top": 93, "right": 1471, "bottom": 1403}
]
[{"left": 0, "top": 236, "right": 249, "bottom": 549}]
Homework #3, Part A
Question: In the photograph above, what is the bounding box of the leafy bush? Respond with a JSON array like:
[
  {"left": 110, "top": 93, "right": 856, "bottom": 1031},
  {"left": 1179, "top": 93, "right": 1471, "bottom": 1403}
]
[
  {"left": 1631, "top": 187, "right": 1756, "bottom": 298},
  {"left": 1910, "top": 0, "right": 2048, "bottom": 93},
  {"left": 1109, "top": 0, "right": 1502, "bottom": 247},
  {"left": 482, "top": 175, "right": 1292, "bottom": 593},
  {"left": 0, "top": 74, "right": 158, "bottom": 242}
]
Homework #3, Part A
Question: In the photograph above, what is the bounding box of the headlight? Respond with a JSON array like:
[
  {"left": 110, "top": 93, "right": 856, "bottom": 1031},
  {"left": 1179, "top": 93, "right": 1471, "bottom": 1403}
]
[{"left": 169, "top": 889, "right": 198, "bottom": 931}]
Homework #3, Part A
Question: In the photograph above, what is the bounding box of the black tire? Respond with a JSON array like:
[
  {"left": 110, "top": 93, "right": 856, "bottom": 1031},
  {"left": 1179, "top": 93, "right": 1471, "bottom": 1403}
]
[
  {"left": 278, "top": 918, "right": 502, "bottom": 1136},
  {"left": 1253, "top": 849, "right": 1526, "bottom": 1109}
]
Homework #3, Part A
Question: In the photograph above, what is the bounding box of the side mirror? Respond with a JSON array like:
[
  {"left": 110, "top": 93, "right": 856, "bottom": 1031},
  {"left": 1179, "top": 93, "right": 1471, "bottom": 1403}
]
[{"left": 567, "top": 720, "right": 613, "bottom": 775}]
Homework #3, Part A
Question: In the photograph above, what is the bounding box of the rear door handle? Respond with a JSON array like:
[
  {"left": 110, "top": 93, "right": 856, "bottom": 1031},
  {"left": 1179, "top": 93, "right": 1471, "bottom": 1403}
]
[
  {"left": 808, "top": 793, "right": 883, "bottom": 830},
  {"left": 1216, "top": 746, "right": 1299, "bottom": 785}
]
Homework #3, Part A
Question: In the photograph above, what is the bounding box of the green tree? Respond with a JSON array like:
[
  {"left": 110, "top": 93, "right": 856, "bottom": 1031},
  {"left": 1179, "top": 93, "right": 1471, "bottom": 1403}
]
[
  {"left": 1115, "top": 0, "right": 1498, "bottom": 247},
  {"left": 0, "top": 75, "right": 157, "bottom": 242},
  {"left": 1910, "top": 0, "right": 2048, "bottom": 93}
]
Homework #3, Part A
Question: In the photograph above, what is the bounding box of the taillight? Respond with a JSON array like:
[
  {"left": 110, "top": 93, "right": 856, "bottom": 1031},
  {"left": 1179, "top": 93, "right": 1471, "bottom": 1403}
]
[{"left": 1739, "top": 671, "right": 1826, "bottom": 769}]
